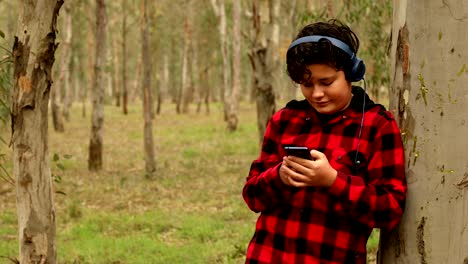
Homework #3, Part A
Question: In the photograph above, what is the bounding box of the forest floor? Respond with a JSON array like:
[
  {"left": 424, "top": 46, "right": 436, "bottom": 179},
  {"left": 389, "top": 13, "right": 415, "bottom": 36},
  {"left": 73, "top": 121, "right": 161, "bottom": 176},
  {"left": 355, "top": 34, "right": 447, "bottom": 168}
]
[{"left": 0, "top": 102, "right": 378, "bottom": 263}]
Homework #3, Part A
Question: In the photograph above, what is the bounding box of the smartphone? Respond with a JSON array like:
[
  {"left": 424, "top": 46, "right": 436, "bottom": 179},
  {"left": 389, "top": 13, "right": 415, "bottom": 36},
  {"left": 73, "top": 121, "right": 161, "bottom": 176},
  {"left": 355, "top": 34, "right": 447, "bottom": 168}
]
[{"left": 283, "top": 145, "right": 312, "bottom": 160}]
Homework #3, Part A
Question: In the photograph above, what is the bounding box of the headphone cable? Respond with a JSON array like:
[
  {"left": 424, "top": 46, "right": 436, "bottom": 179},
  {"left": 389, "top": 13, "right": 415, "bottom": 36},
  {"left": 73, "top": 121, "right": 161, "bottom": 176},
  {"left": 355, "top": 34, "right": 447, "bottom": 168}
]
[{"left": 353, "top": 79, "right": 367, "bottom": 173}]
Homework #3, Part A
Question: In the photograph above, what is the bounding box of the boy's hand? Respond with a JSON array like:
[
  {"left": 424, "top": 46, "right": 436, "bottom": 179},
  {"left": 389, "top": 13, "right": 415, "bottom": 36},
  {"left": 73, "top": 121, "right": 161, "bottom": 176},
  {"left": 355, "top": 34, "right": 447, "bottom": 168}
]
[{"left": 279, "top": 150, "right": 337, "bottom": 187}]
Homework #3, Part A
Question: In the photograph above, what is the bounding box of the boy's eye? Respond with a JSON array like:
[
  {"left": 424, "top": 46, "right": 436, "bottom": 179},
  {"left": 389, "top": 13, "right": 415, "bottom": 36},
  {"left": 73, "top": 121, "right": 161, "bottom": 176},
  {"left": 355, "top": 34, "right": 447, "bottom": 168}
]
[{"left": 322, "top": 80, "right": 333, "bottom": 86}]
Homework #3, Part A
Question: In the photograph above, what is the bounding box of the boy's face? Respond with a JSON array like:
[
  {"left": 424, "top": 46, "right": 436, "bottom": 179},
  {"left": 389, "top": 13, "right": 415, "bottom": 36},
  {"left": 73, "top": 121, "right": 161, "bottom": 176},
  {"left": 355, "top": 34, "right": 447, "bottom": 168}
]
[{"left": 300, "top": 64, "right": 352, "bottom": 115}]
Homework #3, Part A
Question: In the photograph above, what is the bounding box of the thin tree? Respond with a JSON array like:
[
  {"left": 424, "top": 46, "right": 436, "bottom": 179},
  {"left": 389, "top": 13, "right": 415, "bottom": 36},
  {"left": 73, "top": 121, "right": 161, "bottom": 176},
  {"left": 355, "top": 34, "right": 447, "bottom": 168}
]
[
  {"left": 111, "top": 12, "right": 121, "bottom": 107},
  {"left": 141, "top": 0, "right": 156, "bottom": 177},
  {"left": 379, "top": 1, "right": 468, "bottom": 263},
  {"left": 181, "top": 0, "right": 194, "bottom": 114},
  {"left": 50, "top": 69, "right": 65, "bottom": 132},
  {"left": 226, "top": 0, "right": 241, "bottom": 131},
  {"left": 210, "top": 0, "right": 231, "bottom": 120},
  {"left": 248, "top": 0, "right": 279, "bottom": 143},
  {"left": 176, "top": 0, "right": 192, "bottom": 113},
  {"left": 121, "top": 0, "right": 129, "bottom": 115},
  {"left": 156, "top": 53, "right": 169, "bottom": 115},
  {"left": 11, "top": 0, "right": 63, "bottom": 262},
  {"left": 88, "top": 0, "right": 107, "bottom": 171},
  {"left": 61, "top": 3, "right": 73, "bottom": 121}
]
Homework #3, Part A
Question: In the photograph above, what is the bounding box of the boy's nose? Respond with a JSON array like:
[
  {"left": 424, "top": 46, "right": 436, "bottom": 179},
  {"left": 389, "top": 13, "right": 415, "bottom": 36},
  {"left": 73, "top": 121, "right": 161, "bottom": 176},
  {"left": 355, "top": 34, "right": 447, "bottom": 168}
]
[{"left": 312, "top": 86, "right": 325, "bottom": 98}]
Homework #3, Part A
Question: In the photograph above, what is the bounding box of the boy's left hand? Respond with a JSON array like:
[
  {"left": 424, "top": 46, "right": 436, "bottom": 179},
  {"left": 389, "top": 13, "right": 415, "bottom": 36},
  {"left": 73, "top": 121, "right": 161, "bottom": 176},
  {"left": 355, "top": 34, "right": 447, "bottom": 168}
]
[{"left": 280, "top": 149, "right": 337, "bottom": 187}]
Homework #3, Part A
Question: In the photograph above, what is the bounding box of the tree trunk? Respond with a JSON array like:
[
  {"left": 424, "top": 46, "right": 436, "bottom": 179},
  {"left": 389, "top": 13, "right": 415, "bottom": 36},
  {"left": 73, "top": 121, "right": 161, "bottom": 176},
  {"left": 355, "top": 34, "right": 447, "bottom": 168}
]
[
  {"left": 83, "top": 12, "right": 95, "bottom": 118},
  {"left": 248, "top": 0, "right": 278, "bottom": 144},
  {"left": 191, "top": 36, "right": 200, "bottom": 114},
  {"left": 112, "top": 11, "right": 121, "bottom": 107},
  {"left": 210, "top": 0, "right": 231, "bottom": 120},
  {"left": 131, "top": 55, "right": 142, "bottom": 103},
  {"left": 226, "top": 0, "right": 241, "bottom": 131},
  {"left": 141, "top": 0, "right": 156, "bottom": 178},
  {"left": 50, "top": 73, "right": 65, "bottom": 132},
  {"left": 157, "top": 53, "right": 169, "bottom": 115},
  {"left": 51, "top": 4, "right": 69, "bottom": 133},
  {"left": 11, "top": 1, "right": 63, "bottom": 263},
  {"left": 179, "top": 0, "right": 192, "bottom": 114},
  {"left": 197, "top": 66, "right": 211, "bottom": 115},
  {"left": 61, "top": 4, "right": 73, "bottom": 121},
  {"left": 286, "top": 0, "right": 299, "bottom": 101},
  {"left": 88, "top": 0, "right": 107, "bottom": 171},
  {"left": 121, "top": 0, "right": 128, "bottom": 115},
  {"left": 378, "top": 1, "right": 468, "bottom": 263}
]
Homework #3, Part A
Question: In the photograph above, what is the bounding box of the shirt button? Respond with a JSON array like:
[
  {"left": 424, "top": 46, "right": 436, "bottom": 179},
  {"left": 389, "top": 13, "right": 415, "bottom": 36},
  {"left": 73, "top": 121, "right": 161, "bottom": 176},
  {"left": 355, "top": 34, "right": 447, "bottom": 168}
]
[
  {"left": 342, "top": 115, "right": 347, "bottom": 119},
  {"left": 337, "top": 156, "right": 342, "bottom": 160}
]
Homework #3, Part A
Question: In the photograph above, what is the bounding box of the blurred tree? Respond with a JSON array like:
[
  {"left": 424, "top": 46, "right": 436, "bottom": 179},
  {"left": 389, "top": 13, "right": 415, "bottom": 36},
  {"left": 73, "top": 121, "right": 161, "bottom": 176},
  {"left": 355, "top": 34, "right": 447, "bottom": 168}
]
[
  {"left": 248, "top": 0, "right": 279, "bottom": 144},
  {"left": 109, "top": 2, "right": 121, "bottom": 107},
  {"left": 210, "top": 0, "right": 231, "bottom": 120},
  {"left": 51, "top": 1, "right": 73, "bottom": 132},
  {"left": 50, "top": 71, "right": 65, "bottom": 132},
  {"left": 226, "top": 0, "right": 241, "bottom": 131},
  {"left": 11, "top": 0, "right": 63, "bottom": 262},
  {"left": 179, "top": 0, "right": 194, "bottom": 114},
  {"left": 121, "top": 0, "right": 129, "bottom": 114},
  {"left": 61, "top": 3, "right": 73, "bottom": 121},
  {"left": 379, "top": 1, "right": 468, "bottom": 263},
  {"left": 88, "top": 0, "right": 107, "bottom": 171},
  {"left": 141, "top": 0, "right": 156, "bottom": 177}
]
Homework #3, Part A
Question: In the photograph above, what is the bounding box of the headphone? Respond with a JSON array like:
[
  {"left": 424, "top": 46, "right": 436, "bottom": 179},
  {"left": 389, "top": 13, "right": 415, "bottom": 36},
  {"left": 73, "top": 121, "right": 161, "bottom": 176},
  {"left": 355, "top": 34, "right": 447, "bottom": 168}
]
[{"left": 287, "top": 35, "right": 366, "bottom": 82}]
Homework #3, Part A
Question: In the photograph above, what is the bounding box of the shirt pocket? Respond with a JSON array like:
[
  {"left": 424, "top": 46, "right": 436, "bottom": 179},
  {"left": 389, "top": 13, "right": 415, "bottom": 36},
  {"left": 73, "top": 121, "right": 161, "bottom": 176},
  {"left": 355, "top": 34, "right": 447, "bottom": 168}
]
[{"left": 329, "top": 147, "right": 363, "bottom": 175}]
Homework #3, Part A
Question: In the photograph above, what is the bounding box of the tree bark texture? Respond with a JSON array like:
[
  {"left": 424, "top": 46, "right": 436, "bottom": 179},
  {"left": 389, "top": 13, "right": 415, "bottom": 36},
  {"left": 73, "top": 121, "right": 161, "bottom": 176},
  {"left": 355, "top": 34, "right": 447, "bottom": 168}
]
[
  {"left": 379, "top": 1, "right": 468, "bottom": 263},
  {"left": 88, "top": 0, "right": 107, "bottom": 171},
  {"left": 11, "top": 1, "right": 63, "bottom": 263},
  {"left": 141, "top": 0, "right": 156, "bottom": 177},
  {"left": 248, "top": 0, "right": 278, "bottom": 144}
]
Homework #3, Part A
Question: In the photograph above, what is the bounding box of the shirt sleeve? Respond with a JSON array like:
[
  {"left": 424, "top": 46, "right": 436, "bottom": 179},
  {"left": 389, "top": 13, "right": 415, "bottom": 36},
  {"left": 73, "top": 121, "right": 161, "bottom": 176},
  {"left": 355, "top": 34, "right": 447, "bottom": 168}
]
[
  {"left": 327, "top": 118, "right": 407, "bottom": 231},
  {"left": 242, "top": 115, "right": 292, "bottom": 213}
]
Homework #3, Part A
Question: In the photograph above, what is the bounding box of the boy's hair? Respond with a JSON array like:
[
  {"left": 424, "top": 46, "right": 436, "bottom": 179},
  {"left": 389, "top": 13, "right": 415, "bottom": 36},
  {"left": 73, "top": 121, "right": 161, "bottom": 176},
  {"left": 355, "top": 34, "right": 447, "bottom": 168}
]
[{"left": 286, "top": 19, "right": 360, "bottom": 84}]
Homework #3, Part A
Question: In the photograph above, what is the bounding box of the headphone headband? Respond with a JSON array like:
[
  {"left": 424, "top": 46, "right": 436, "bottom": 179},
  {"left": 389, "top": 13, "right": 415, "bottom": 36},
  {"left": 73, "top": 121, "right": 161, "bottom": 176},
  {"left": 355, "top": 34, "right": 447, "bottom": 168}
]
[
  {"left": 287, "top": 35, "right": 355, "bottom": 59},
  {"left": 287, "top": 35, "right": 365, "bottom": 82}
]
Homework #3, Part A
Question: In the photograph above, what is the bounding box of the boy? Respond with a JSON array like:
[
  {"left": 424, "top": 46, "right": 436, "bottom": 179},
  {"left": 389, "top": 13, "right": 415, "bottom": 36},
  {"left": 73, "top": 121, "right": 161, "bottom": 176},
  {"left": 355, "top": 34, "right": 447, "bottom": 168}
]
[{"left": 242, "top": 19, "right": 407, "bottom": 264}]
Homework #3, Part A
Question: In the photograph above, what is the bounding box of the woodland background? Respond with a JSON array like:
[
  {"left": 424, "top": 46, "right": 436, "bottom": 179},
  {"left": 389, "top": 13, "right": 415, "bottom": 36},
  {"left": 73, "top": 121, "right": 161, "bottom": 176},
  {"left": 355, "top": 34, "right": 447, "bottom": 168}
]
[{"left": 1, "top": 0, "right": 394, "bottom": 263}]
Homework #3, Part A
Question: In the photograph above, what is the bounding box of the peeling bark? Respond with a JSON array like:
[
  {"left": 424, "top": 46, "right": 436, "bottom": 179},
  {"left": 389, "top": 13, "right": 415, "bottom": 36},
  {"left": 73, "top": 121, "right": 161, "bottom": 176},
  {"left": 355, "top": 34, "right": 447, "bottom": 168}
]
[
  {"left": 11, "top": 1, "right": 64, "bottom": 263},
  {"left": 380, "top": 1, "right": 468, "bottom": 263}
]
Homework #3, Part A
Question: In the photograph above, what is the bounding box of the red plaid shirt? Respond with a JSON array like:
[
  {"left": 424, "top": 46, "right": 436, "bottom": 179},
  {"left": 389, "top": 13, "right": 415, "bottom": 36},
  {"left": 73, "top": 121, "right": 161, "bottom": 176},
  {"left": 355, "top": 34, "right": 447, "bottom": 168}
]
[{"left": 243, "top": 87, "right": 406, "bottom": 264}]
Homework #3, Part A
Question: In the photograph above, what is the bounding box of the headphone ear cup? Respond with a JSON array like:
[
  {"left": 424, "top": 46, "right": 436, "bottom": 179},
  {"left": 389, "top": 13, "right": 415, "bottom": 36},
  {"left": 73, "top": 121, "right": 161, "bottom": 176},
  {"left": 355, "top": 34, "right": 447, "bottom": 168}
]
[{"left": 349, "top": 58, "right": 366, "bottom": 82}]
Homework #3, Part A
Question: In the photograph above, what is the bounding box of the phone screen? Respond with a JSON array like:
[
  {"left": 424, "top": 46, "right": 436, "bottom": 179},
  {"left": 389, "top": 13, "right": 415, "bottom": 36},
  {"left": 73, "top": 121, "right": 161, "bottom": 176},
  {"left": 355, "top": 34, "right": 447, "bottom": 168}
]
[{"left": 283, "top": 146, "right": 312, "bottom": 160}]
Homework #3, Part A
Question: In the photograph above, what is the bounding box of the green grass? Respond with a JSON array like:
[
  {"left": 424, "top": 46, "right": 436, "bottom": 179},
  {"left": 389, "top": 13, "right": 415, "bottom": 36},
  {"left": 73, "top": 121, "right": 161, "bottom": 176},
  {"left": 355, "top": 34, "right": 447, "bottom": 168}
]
[
  {"left": 55, "top": 209, "right": 251, "bottom": 264},
  {"left": 0, "top": 102, "right": 380, "bottom": 263}
]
